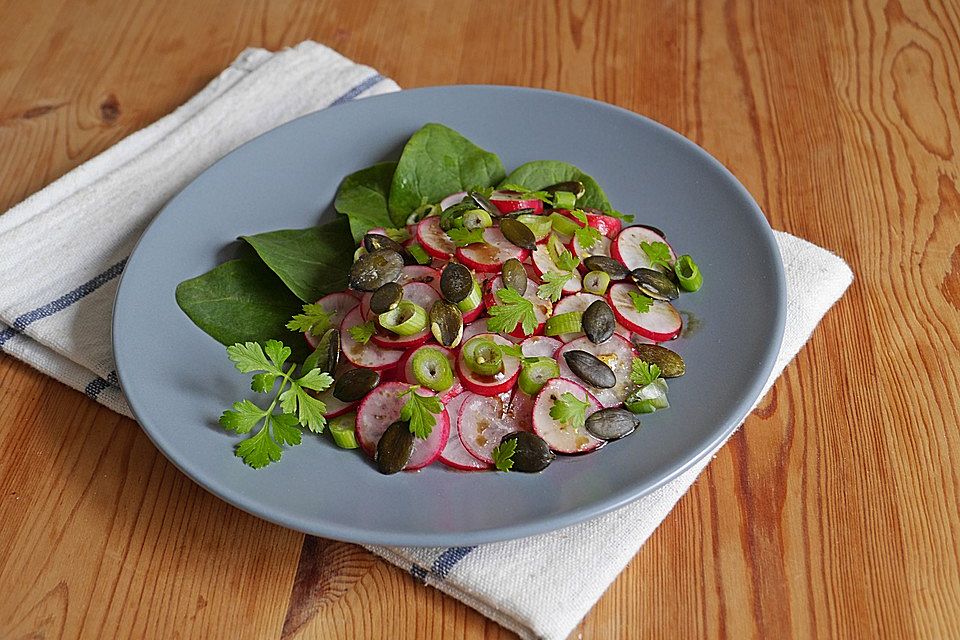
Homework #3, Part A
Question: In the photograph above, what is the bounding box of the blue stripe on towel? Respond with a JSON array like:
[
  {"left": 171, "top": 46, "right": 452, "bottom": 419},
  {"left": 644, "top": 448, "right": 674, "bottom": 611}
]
[
  {"left": 330, "top": 74, "right": 384, "bottom": 106},
  {"left": 84, "top": 370, "right": 119, "bottom": 399},
  {"left": 432, "top": 546, "right": 476, "bottom": 578}
]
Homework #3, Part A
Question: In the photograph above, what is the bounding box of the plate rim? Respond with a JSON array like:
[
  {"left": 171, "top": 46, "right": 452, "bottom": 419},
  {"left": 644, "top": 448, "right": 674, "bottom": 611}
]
[{"left": 113, "top": 84, "right": 787, "bottom": 546}]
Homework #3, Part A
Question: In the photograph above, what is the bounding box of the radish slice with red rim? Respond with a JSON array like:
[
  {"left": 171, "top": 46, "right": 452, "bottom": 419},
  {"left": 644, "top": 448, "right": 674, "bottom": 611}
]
[
  {"left": 606, "top": 283, "right": 682, "bottom": 342},
  {"left": 489, "top": 190, "right": 544, "bottom": 214},
  {"left": 532, "top": 378, "right": 604, "bottom": 453},
  {"left": 455, "top": 333, "right": 521, "bottom": 396},
  {"left": 552, "top": 293, "right": 631, "bottom": 343},
  {"left": 530, "top": 245, "right": 582, "bottom": 295},
  {"left": 440, "top": 191, "right": 467, "bottom": 211},
  {"left": 611, "top": 226, "right": 677, "bottom": 271},
  {"left": 355, "top": 382, "right": 449, "bottom": 470},
  {"left": 439, "top": 393, "right": 492, "bottom": 470},
  {"left": 519, "top": 335, "right": 563, "bottom": 358},
  {"left": 455, "top": 227, "right": 529, "bottom": 272},
  {"left": 555, "top": 335, "right": 636, "bottom": 407},
  {"left": 457, "top": 391, "right": 522, "bottom": 464},
  {"left": 460, "top": 317, "right": 519, "bottom": 345},
  {"left": 398, "top": 265, "right": 442, "bottom": 292},
  {"left": 303, "top": 292, "right": 359, "bottom": 349},
  {"left": 340, "top": 307, "right": 404, "bottom": 370},
  {"left": 485, "top": 276, "right": 552, "bottom": 338},
  {"left": 572, "top": 234, "right": 611, "bottom": 261},
  {"left": 417, "top": 216, "right": 455, "bottom": 260}
]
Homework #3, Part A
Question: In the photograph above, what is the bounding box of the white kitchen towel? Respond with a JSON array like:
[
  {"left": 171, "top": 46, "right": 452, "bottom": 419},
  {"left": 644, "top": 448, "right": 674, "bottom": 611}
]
[{"left": 0, "top": 43, "right": 852, "bottom": 640}]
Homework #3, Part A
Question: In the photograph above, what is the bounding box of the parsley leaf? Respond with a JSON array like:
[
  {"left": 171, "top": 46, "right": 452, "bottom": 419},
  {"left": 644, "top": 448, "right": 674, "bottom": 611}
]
[
  {"left": 286, "top": 303, "right": 334, "bottom": 337},
  {"left": 399, "top": 386, "right": 443, "bottom": 439},
  {"left": 251, "top": 373, "right": 277, "bottom": 393},
  {"left": 553, "top": 248, "right": 581, "bottom": 272},
  {"left": 549, "top": 392, "right": 590, "bottom": 431},
  {"left": 226, "top": 341, "right": 281, "bottom": 374},
  {"left": 446, "top": 227, "right": 487, "bottom": 247},
  {"left": 487, "top": 288, "right": 537, "bottom": 336},
  {"left": 492, "top": 438, "right": 517, "bottom": 472},
  {"left": 568, "top": 209, "right": 589, "bottom": 225},
  {"left": 630, "top": 359, "right": 662, "bottom": 387},
  {"left": 234, "top": 422, "right": 284, "bottom": 468},
  {"left": 640, "top": 241, "right": 672, "bottom": 269},
  {"left": 220, "top": 399, "right": 267, "bottom": 434},
  {"left": 498, "top": 343, "right": 526, "bottom": 360},
  {"left": 629, "top": 290, "right": 653, "bottom": 313},
  {"left": 575, "top": 224, "right": 603, "bottom": 250},
  {"left": 498, "top": 183, "right": 552, "bottom": 203},
  {"left": 537, "top": 271, "right": 572, "bottom": 303},
  {"left": 604, "top": 208, "right": 634, "bottom": 222},
  {"left": 349, "top": 320, "right": 377, "bottom": 345}
]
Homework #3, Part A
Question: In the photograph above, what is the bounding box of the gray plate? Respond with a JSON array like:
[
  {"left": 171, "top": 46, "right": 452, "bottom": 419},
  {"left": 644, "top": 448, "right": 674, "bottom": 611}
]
[{"left": 113, "top": 86, "right": 785, "bottom": 547}]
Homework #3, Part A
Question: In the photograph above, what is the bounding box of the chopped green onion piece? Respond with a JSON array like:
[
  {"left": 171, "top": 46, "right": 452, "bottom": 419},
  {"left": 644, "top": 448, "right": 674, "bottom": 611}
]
[
  {"left": 518, "top": 358, "right": 561, "bottom": 395},
  {"left": 544, "top": 311, "right": 583, "bottom": 336},
  {"left": 462, "top": 209, "right": 493, "bottom": 230},
  {"left": 516, "top": 214, "right": 552, "bottom": 241},
  {"left": 552, "top": 190, "right": 577, "bottom": 210},
  {"left": 462, "top": 337, "right": 504, "bottom": 376},
  {"left": 378, "top": 301, "right": 427, "bottom": 336},
  {"left": 328, "top": 412, "right": 359, "bottom": 449},
  {"left": 549, "top": 211, "right": 581, "bottom": 237},
  {"left": 582, "top": 270, "right": 611, "bottom": 295},
  {"left": 407, "top": 243, "right": 432, "bottom": 265},
  {"left": 353, "top": 245, "right": 367, "bottom": 261},
  {"left": 456, "top": 279, "right": 483, "bottom": 314},
  {"left": 626, "top": 379, "right": 670, "bottom": 414},
  {"left": 674, "top": 255, "right": 703, "bottom": 292},
  {"left": 411, "top": 347, "right": 454, "bottom": 392}
]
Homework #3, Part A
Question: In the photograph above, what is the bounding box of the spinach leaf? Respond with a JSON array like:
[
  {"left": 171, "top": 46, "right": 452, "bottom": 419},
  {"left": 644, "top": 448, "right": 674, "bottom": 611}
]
[
  {"left": 334, "top": 161, "right": 398, "bottom": 243},
  {"left": 500, "top": 160, "right": 611, "bottom": 211},
  {"left": 388, "top": 123, "right": 505, "bottom": 225},
  {"left": 241, "top": 218, "right": 355, "bottom": 303},
  {"left": 175, "top": 258, "right": 309, "bottom": 359}
]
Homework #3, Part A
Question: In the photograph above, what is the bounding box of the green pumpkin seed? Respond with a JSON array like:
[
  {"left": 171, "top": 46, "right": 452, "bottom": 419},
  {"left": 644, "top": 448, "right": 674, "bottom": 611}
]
[
  {"left": 369, "top": 282, "right": 403, "bottom": 314},
  {"left": 581, "top": 299, "right": 615, "bottom": 344},
  {"left": 499, "top": 217, "right": 536, "bottom": 251},
  {"left": 585, "top": 408, "right": 640, "bottom": 440},
  {"left": 376, "top": 421, "right": 415, "bottom": 474},
  {"left": 583, "top": 255, "right": 630, "bottom": 281},
  {"left": 563, "top": 350, "right": 616, "bottom": 388},
  {"left": 501, "top": 431, "right": 555, "bottom": 472},
  {"left": 333, "top": 368, "right": 380, "bottom": 402},
  {"left": 632, "top": 343, "right": 685, "bottom": 377},
  {"left": 440, "top": 263, "right": 473, "bottom": 303},
  {"left": 630, "top": 268, "right": 679, "bottom": 301},
  {"left": 349, "top": 249, "right": 404, "bottom": 292},
  {"left": 501, "top": 258, "right": 528, "bottom": 295},
  {"left": 430, "top": 300, "right": 464, "bottom": 348}
]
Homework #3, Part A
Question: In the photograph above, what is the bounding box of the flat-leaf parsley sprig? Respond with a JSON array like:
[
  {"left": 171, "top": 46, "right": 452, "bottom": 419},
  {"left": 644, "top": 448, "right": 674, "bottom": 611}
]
[
  {"left": 219, "top": 339, "right": 333, "bottom": 468},
  {"left": 398, "top": 385, "right": 443, "bottom": 439},
  {"left": 487, "top": 288, "right": 537, "bottom": 335}
]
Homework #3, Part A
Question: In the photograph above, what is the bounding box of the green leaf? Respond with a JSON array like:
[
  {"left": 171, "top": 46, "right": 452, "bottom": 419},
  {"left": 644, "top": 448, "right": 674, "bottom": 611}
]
[
  {"left": 492, "top": 438, "right": 517, "bottom": 472},
  {"left": 629, "top": 290, "right": 653, "bottom": 313},
  {"left": 296, "top": 369, "right": 334, "bottom": 392},
  {"left": 251, "top": 373, "right": 276, "bottom": 393},
  {"left": 388, "top": 123, "right": 506, "bottom": 225},
  {"left": 498, "top": 343, "right": 525, "bottom": 360},
  {"left": 553, "top": 248, "right": 580, "bottom": 273},
  {"left": 446, "top": 227, "right": 486, "bottom": 247},
  {"left": 640, "top": 241, "right": 672, "bottom": 269},
  {"left": 630, "top": 359, "right": 662, "bottom": 387},
  {"left": 286, "top": 303, "right": 334, "bottom": 337},
  {"left": 263, "top": 339, "right": 291, "bottom": 369},
  {"left": 175, "top": 258, "right": 305, "bottom": 355},
  {"left": 240, "top": 218, "right": 356, "bottom": 303},
  {"left": 549, "top": 392, "right": 590, "bottom": 430},
  {"left": 234, "top": 425, "right": 283, "bottom": 469},
  {"left": 399, "top": 387, "right": 443, "bottom": 439},
  {"left": 294, "top": 388, "right": 328, "bottom": 433},
  {"left": 334, "top": 161, "right": 398, "bottom": 243},
  {"left": 348, "top": 320, "right": 376, "bottom": 345},
  {"left": 537, "top": 271, "right": 571, "bottom": 303},
  {"left": 497, "top": 183, "right": 552, "bottom": 203},
  {"left": 606, "top": 209, "right": 634, "bottom": 222},
  {"left": 500, "top": 160, "right": 611, "bottom": 210},
  {"left": 226, "top": 342, "right": 277, "bottom": 374},
  {"left": 219, "top": 399, "right": 267, "bottom": 434},
  {"left": 271, "top": 413, "right": 303, "bottom": 446},
  {"left": 575, "top": 225, "right": 603, "bottom": 250},
  {"left": 487, "top": 288, "right": 537, "bottom": 336}
]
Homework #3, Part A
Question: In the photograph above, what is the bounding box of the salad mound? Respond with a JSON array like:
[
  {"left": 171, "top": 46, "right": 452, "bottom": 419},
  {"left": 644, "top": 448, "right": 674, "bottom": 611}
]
[{"left": 176, "top": 123, "right": 702, "bottom": 472}]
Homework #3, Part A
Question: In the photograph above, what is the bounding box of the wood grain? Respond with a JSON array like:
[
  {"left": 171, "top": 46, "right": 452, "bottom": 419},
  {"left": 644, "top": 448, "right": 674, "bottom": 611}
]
[{"left": 1, "top": 0, "right": 959, "bottom": 638}]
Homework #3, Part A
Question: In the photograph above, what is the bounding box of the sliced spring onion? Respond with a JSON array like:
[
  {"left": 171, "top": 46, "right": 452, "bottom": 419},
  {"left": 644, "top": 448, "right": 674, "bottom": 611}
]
[
  {"left": 353, "top": 245, "right": 367, "bottom": 261},
  {"left": 462, "top": 337, "right": 504, "bottom": 376},
  {"left": 674, "top": 255, "right": 702, "bottom": 292},
  {"left": 407, "top": 243, "right": 432, "bottom": 265},
  {"left": 552, "top": 190, "right": 577, "bottom": 210},
  {"left": 544, "top": 311, "right": 583, "bottom": 336},
  {"left": 582, "top": 270, "right": 611, "bottom": 295},
  {"left": 626, "top": 379, "right": 670, "bottom": 414},
  {"left": 518, "top": 357, "right": 561, "bottom": 395},
  {"left": 549, "top": 211, "right": 581, "bottom": 237},
  {"left": 328, "top": 412, "right": 359, "bottom": 449},
  {"left": 411, "top": 347, "right": 454, "bottom": 392},
  {"left": 516, "top": 214, "right": 552, "bottom": 241},
  {"left": 462, "top": 209, "right": 493, "bottom": 230},
  {"left": 455, "top": 278, "right": 482, "bottom": 314},
  {"left": 378, "top": 301, "right": 427, "bottom": 336}
]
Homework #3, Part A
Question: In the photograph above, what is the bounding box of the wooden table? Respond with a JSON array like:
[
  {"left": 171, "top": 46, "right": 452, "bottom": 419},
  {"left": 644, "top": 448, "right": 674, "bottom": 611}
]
[{"left": 2, "top": 0, "right": 959, "bottom": 637}]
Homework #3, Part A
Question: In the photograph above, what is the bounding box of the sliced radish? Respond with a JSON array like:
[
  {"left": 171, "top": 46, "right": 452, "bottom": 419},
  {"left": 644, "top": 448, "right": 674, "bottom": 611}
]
[
  {"left": 555, "top": 335, "right": 636, "bottom": 407},
  {"left": 439, "top": 393, "right": 491, "bottom": 470},
  {"left": 484, "top": 276, "right": 552, "bottom": 338},
  {"left": 461, "top": 301, "right": 484, "bottom": 324},
  {"left": 519, "top": 335, "right": 563, "bottom": 358},
  {"left": 531, "top": 245, "right": 582, "bottom": 295},
  {"left": 303, "top": 292, "right": 360, "bottom": 349},
  {"left": 507, "top": 387, "right": 537, "bottom": 433},
  {"left": 458, "top": 391, "right": 522, "bottom": 463},
  {"left": 355, "top": 381, "right": 449, "bottom": 470},
  {"left": 489, "top": 190, "right": 544, "bottom": 214},
  {"left": 369, "top": 282, "right": 439, "bottom": 350},
  {"left": 611, "top": 226, "right": 677, "bottom": 271},
  {"left": 401, "top": 344, "right": 463, "bottom": 402},
  {"left": 606, "top": 283, "right": 682, "bottom": 342},
  {"left": 455, "top": 333, "right": 521, "bottom": 396},
  {"left": 532, "top": 378, "right": 604, "bottom": 453},
  {"left": 398, "top": 265, "right": 442, "bottom": 292},
  {"left": 440, "top": 191, "right": 467, "bottom": 211},
  {"left": 417, "top": 216, "right": 455, "bottom": 260},
  {"left": 314, "top": 388, "right": 357, "bottom": 419},
  {"left": 455, "top": 227, "right": 529, "bottom": 273},
  {"left": 552, "top": 293, "right": 631, "bottom": 343},
  {"left": 460, "top": 317, "right": 519, "bottom": 345},
  {"left": 340, "top": 307, "right": 403, "bottom": 370},
  {"left": 572, "top": 234, "right": 611, "bottom": 261},
  {"left": 558, "top": 209, "right": 621, "bottom": 239}
]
